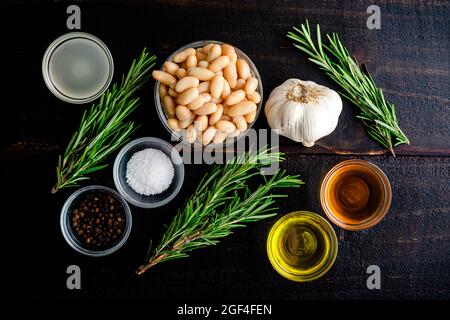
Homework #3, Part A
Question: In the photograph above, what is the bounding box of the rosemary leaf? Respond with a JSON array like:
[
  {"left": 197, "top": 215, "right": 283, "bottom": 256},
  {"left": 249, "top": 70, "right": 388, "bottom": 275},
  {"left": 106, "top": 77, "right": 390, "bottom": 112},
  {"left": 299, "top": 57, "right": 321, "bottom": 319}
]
[
  {"left": 51, "top": 49, "right": 156, "bottom": 193},
  {"left": 287, "top": 20, "right": 409, "bottom": 156}
]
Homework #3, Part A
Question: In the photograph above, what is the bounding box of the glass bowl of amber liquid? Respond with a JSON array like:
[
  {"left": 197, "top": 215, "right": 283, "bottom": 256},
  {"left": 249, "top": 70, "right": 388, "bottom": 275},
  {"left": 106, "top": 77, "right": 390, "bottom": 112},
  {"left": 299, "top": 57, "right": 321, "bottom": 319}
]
[
  {"left": 320, "top": 159, "right": 392, "bottom": 231},
  {"left": 267, "top": 211, "right": 338, "bottom": 282}
]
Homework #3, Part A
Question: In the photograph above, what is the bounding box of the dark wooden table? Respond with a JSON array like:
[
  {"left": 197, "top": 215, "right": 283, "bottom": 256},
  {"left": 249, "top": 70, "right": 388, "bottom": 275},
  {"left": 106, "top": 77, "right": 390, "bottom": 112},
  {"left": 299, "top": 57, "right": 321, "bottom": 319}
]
[{"left": 1, "top": 0, "right": 449, "bottom": 302}]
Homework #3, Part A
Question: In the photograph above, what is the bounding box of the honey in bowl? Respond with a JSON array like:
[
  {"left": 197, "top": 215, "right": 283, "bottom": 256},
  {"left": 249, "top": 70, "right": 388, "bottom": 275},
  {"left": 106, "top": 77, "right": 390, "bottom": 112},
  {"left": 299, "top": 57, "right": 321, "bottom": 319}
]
[{"left": 321, "top": 160, "right": 392, "bottom": 230}]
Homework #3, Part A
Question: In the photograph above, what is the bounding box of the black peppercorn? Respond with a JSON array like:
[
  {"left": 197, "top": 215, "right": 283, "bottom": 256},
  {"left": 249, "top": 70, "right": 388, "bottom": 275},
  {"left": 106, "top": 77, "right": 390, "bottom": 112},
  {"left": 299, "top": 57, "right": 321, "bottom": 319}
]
[{"left": 70, "top": 191, "right": 126, "bottom": 250}]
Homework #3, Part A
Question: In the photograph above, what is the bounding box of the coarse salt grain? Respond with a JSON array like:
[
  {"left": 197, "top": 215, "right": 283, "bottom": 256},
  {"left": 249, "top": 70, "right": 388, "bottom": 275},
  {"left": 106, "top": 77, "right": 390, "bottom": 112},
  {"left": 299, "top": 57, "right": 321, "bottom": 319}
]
[{"left": 126, "top": 148, "right": 174, "bottom": 196}]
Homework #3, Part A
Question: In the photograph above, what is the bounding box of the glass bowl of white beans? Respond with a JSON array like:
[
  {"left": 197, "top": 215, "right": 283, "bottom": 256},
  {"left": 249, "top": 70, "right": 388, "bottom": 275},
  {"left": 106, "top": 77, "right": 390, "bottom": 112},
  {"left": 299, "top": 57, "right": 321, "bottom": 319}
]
[{"left": 153, "top": 40, "right": 263, "bottom": 148}]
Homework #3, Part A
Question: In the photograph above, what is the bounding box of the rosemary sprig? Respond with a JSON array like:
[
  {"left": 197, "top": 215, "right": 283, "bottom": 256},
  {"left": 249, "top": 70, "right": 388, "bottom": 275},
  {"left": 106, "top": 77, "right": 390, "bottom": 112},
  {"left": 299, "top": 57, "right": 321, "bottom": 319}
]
[
  {"left": 287, "top": 21, "right": 409, "bottom": 156},
  {"left": 136, "top": 149, "right": 303, "bottom": 275},
  {"left": 51, "top": 49, "right": 156, "bottom": 193}
]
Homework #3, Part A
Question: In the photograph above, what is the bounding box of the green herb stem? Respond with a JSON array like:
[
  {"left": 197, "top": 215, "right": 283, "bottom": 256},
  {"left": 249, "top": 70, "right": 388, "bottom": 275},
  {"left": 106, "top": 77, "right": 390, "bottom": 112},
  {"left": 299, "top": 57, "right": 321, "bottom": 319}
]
[
  {"left": 136, "top": 149, "right": 303, "bottom": 275},
  {"left": 51, "top": 49, "right": 156, "bottom": 193},
  {"left": 287, "top": 21, "right": 409, "bottom": 156}
]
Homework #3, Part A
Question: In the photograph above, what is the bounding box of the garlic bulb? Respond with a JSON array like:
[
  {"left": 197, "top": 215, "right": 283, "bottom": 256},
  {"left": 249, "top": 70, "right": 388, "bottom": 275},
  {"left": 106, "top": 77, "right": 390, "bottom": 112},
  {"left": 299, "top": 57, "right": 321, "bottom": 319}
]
[{"left": 265, "top": 79, "right": 342, "bottom": 147}]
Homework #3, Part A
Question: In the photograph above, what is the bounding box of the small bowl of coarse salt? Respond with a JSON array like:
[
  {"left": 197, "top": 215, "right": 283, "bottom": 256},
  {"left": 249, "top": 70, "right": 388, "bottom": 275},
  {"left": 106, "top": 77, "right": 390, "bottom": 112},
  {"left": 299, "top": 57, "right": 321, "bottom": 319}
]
[{"left": 113, "top": 137, "right": 185, "bottom": 208}]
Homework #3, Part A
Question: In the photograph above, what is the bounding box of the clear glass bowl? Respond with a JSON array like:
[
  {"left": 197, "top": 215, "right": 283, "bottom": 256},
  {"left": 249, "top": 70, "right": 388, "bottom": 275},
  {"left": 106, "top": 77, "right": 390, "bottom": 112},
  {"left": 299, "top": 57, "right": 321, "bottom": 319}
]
[
  {"left": 113, "top": 137, "right": 185, "bottom": 208},
  {"left": 267, "top": 211, "right": 338, "bottom": 282},
  {"left": 42, "top": 32, "right": 114, "bottom": 104},
  {"left": 60, "top": 185, "right": 132, "bottom": 257},
  {"left": 154, "top": 40, "right": 263, "bottom": 148},
  {"left": 320, "top": 159, "right": 392, "bottom": 231}
]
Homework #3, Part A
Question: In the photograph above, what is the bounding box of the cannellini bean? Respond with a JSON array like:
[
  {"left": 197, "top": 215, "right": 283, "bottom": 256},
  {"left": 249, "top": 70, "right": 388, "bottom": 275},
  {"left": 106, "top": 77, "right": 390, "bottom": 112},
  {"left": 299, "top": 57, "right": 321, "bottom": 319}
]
[
  {"left": 194, "top": 102, "right": 217, "bottom": 116},
  {"left": 152, "top": 70, "right": 177, "bottom": 87},
  {"left": 236, "top": 59, "right": 251, "bottom": 80},
  {"left": 213, "top": 130, "right": 227, "bottom": 144},
  {"left": 210, "top": 75, "right": 225, "bottom": 99},
  {"left": 173, "top": 51, "right": 187, "bottom": 63},
  {"left": 162, "top": 95, "right": 176, "bottom": 116},
  {"left": 196, "top": 49, "right": 207, "bottom": 61},
  {"left": 209, "top": 56, "right": 230, "bottom": 73},
  {"left": 200, "top": 93, "right": 212, "bottom": 103},
  {"left": 221, "top": 80, "right": 231, "bottom": 99},
  {"left": 245, "top": 77, "right": 258, "bottom": 95},
  {"left": 202, "top": 43, "right": 214, "bottom": 53},
  {"left": 225, "top": 90, "right": 245, "bottom": 105},
  {"left": 168, "top": 88, "right": 179, "bottom": 98},
  {"left": 230, "top": 52, "right": 238, "bottom": 64},
  {"left": 198, "top": 60, "right": 209, "bottom": 68},
  {"left": 215, "top": 71, "right": 223, "bottom": 77},
  {"left": 185, "top": 124, "right": 197, "bottom": 143},
  {"left": 185, "top": 55, "right": 198, "bottom": 69},
  {"left": 207, "top": 44, "right": 222, "bottom": 62},
  {"left": 175, "top": 68, "right": 187, "bottom": 79},
  {"left": 215, "top": 120, "right": 236, "bottom": 134},
  {"left": 247, "top": 91, "right": 261, "bottom": 104},
  {"left": 244, "top": 110, "right": 257, "bottom": 123},
  {"left": 187, "top": 67, "right": 215, "bottom": 81},
  {"left": 228, "top": 128, "right": 241, "bottom": 138},
  {"left": 175, "top": 76, "right": 199, "bottom": 93},
  {"left": 221, "top": 44, "right": 235, "bottom": 59},
  {"left": 223, "top": 63, "right": 237, "bottom": 88},
  {"left": 220, "top": 114, "right": 232, "bottom": 121},
  {"left": 188, "top": 95, "right": 206, "bottom": 111},
  {"left": 202, "top": 127, "right": 216, "bottom": 145},
  {"left": 163, "top": 61, "right": 179, "bottom": 75},
  {"left": 167, "top": 118, "right": 180, "bottom": 131},
  {"left": 233, "top": 116, "right": 247, "bottom": 132},
  {"left": 159, "top": 84, "right": 168, "bottom": 97},
  {"left": 183, "top": 48, "right": 196, "bottom": 56},
  {"left": 177, "top": 87, "right": 199, "bottom": 105},
  {"left": 209, "top": 104, "right": 223, "bottom": 125},
  {"left": 211, "top": 97, "right": 223, "bottom": 104},
  {"left": 235, "top": 78, "right": 246, "bottom": 90},
  {"left": 175, "top": 105, "right": 193, "bottom": 121},
  {"left": 198, "top": 81, "right": 210, "bottom": 93},
  {"left": 178, "top": 118, "right": 194, "bottom": 129},
  {"left": 194, "top": 115, "right": 208, "bottom": 132},
  {"left": 228, "top": 100, "right": 256, "bottom": 117}
]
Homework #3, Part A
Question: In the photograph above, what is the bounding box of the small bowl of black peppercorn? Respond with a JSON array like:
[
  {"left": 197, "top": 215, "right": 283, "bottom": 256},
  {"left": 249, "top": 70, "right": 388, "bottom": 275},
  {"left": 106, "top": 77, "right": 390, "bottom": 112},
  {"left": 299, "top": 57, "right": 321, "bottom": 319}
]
[{"left": 60, "top": 185, "right": 132, "bottom": 257}]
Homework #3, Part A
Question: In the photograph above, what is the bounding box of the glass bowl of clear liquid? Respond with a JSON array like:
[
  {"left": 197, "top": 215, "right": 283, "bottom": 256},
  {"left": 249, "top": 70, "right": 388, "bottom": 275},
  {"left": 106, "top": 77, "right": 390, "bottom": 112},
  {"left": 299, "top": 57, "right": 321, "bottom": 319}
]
[{"left": 42, "top": 32, "right": 114, "bottom": 104}]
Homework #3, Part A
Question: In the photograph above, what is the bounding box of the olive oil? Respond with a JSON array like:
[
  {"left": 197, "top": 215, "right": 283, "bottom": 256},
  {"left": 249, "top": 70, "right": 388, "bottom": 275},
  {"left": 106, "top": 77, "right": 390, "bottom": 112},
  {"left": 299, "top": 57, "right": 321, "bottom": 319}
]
[
  {"left": 321, "top": 160, "right": 392, "bottom": 230},
  {"left": 267, "top": 211, "right": 337, "bottom": 282}
]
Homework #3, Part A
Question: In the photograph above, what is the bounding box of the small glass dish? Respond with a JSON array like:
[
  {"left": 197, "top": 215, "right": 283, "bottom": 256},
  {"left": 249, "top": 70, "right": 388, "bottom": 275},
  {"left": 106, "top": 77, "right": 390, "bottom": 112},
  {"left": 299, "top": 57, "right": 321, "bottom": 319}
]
[
  {"left": 267, "top": 211, "right": 338, "bottom": 282},
  {"left": 42, "top": 32, "right": 114, "bottom": 104},
  {"left": 320, "top": 159, "right": 392, "bottom": 231},
  {"left": 60, "top": 185, "right": 132, "bottom": 257},
  {"left": 154, "top": 40, "right": 263, "bottom": 148},
  {"left": 113, "top": 137, "right": 185, "bottom": 208}
]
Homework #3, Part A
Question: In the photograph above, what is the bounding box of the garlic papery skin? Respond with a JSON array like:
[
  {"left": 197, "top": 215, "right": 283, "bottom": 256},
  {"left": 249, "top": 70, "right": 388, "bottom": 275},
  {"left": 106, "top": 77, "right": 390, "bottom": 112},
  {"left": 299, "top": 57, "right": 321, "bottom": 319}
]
[{"left": 264, "top": 79, "right": 342, "bottom": 147}]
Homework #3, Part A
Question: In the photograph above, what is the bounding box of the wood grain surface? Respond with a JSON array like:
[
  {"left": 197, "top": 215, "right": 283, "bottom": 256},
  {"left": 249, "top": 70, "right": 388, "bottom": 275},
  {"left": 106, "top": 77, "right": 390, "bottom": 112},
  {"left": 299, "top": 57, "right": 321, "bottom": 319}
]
[{"left": 0, "top": 0, "right": 449, "bottom": 301}]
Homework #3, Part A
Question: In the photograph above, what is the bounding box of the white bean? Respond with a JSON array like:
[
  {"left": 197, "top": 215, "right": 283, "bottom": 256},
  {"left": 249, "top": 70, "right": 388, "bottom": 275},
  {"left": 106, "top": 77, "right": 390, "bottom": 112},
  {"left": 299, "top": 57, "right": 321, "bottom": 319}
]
[
  {"left": 236, "top": 58, "right": 251, "bottom": 80},
  {"left": 163, "top": 61, "right": 179, "bottom": 75},
  {"left": 213, "top": 130, "right": 228, "bottom": 144},
  {"left": 159, "top": 83, "right": 168, "bottom": 97},
  {"left": 185, "top": 124, "right": 197, "bottom": 143},
  {"left": 167, "top": 118, "right": 180, "bottom": 131},
  {"left": 244, "top": 77, "right": 258, "bottom": 95},
  {"left": 177, "top": 87, "right": 199, "bottom": 105},
  {"left": 228, "top": 100, "right": 256, "bottom": 117},
  {"left": 225, "top": 90, "right": 245, "bottom": 105},
  {"left": 235, "top": 78, "right": 246, "bottom": 90},
  {"left": 215, "top": 120, "right": 236, "bottom": 134},
  {"left": 194, "top": 115, "right": 208, "bottom": 132},
  {"left": 175, "top": 105, "right": 193, "bottom": 121},
  {"left": 175, "top": 68, "right": 187, "bottom": 79},
  {"left": 185, "top": 54, "right": 198, "bottom": 69},
  {"left": 173, "top": 51, "right": 187, "bottom": 63},
  {"left": 244, "top": 110, "right": 257, "bottom": 123},
  {"left": 233, "top": 116, "right": 247, "bottom": 132},
  {"left": 175, "top": 76, "right": 199, "bottom": 93},
  {"left": 247, "top": 91, "right": 261, "bottom": 104},
  {"left": 198, "top": 81, "right": 210, "bottom": 93},
  {"left": 194, "top": 102, "right": 217, "bottom": 116},
  {"left": 187, "top": 67, "right": 215, "bottom": 81},
  {"left": 168, "top": 87, "right": 178, "bottom": 98},
  {"left": 210, "top": 75, "right": 225, "bottom": 99},
  {"left": 162, "top": 95, "right": 176, "bottom": 116},
  {"left": 152, "top": 70, "right": 177, "bottom": 87},
  {"left": 223, "top": 63, "right": 237, "bottom": 89},
  {"left": 209, "top": 103, "right": 223, "bottom": 126},
  {"left": 209, "top": 56, "right": 230, "bottom": 73},
  {"left": 202, "top": 127, "right": 217, "bottom": 145},
  {"left": 198, "top": 60, "right": 209, "bottom": 68},
  {"left": 221, "top": 80, "right": 231, "bottom": 99},
  {"left": 207, "top": 44, "right": 222, "bottom": 62}
]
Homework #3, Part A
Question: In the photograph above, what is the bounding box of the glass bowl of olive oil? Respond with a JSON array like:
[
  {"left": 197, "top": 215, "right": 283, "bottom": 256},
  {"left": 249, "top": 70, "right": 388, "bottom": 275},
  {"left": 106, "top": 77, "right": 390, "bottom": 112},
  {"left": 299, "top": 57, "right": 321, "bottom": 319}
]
[
  {"left": 267, "top": 211, "right": 338, "bottom": 282},
  {"left": 320, "top": 159, "right": 392, "bottom": 231}
]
